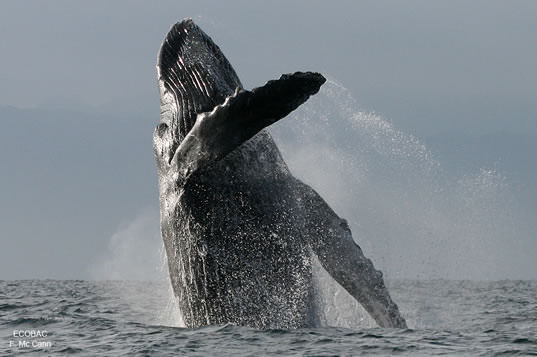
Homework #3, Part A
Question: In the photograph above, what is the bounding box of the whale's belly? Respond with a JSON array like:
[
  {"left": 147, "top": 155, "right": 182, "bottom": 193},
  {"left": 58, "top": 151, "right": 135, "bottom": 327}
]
[{"left": 162, "top": 165, "right": 317, "bottom": 328}]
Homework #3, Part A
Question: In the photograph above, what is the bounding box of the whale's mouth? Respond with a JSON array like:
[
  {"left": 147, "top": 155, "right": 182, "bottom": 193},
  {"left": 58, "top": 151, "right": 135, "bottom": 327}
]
[{"left": 157, "top": 19, "right": 243, "bottom": 147}]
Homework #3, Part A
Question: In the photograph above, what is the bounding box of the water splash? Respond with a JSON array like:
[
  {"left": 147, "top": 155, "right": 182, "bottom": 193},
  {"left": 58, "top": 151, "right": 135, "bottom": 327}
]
[
  {"left": 271, "top": 77, "right": 526, "bottom": 282},
  {"left": 157, "top": 243, "right": 185, "bottom": 327},
  {"left": 87, "top": 208, "right": 162, "bottom": 281}
]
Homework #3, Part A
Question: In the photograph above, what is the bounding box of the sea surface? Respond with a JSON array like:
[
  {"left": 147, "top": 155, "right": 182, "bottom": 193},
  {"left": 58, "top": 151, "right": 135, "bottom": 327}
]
[{"left": 1, "top": 280, "right": 536, "bottom": 356}]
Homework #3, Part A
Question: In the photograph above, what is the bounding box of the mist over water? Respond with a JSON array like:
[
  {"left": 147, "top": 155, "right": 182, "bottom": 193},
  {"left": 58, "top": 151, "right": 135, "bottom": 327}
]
[{"left": 88, "top": 208, "right": 162, "bottom": 281}]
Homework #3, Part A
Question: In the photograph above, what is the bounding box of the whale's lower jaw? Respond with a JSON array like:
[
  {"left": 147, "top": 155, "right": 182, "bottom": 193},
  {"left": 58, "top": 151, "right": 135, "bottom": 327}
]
[{"left": 156, "top": 19, "right": 242, "bottom": 149}]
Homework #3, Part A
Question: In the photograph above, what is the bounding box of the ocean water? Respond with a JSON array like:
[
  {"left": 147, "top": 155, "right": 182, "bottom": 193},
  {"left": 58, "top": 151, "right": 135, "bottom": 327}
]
[{"left": 1, "top": 280, "right": 536, "bottom": 356}]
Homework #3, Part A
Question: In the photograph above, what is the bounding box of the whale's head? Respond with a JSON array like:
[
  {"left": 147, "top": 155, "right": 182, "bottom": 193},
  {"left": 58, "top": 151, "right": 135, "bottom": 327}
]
[{"left": 154, "top": 19, "right": 242, "bottom": 166}]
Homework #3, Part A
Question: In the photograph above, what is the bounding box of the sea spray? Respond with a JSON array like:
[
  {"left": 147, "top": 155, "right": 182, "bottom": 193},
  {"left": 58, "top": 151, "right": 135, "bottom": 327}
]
[
  {"left": 271, "top": 78, "right": 526, "bottom": 326},
  {"left": 157, "top": 242, "right": 185, "bottom": 327}
]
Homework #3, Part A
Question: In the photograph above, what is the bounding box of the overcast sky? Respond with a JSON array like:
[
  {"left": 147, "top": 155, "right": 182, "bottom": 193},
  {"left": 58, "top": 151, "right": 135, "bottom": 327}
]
[
  {"left": 2, "top": 0, "right": 536, "bottom": 135},
  {"left": 1, "top": 1, "right": 536, "bottom": 280}
]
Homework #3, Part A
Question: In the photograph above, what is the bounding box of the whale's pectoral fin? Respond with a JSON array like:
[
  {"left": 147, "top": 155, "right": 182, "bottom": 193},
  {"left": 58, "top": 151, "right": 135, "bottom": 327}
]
[
  {"left": 173, "top": 72, "right": 325, "bottom": 178},
  {"left": 295, "top": 179, "right": 407, "bottom": 328}
]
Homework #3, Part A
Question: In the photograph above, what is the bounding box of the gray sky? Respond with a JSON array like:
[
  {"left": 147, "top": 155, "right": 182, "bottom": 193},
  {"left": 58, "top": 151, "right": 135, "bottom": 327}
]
[
  {"left": 2, "top": 0, "right": 536, "bottom": 135},
  {"left": 1, "top": 1, "right": 536, "bottom": 280}
]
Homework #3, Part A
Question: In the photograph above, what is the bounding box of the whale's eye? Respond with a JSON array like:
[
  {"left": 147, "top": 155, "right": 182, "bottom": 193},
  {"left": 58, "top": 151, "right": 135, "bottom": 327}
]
[{"left": 157, "top": 123, "right": 168, "bottom": 137}]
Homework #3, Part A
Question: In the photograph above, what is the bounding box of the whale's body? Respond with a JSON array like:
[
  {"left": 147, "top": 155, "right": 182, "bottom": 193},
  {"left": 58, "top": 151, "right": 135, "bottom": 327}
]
[{"left": 154, "top": 19, "right": 406, "bottom": 329}]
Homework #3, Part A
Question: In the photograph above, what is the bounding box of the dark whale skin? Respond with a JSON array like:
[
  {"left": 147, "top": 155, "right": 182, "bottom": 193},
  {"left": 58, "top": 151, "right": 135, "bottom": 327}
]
[{"left": 154, "top": 19, "right": 407, "bottom": 329}]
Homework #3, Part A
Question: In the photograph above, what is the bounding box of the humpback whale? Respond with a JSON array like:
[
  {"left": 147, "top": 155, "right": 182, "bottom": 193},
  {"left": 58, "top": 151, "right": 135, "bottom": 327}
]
[{"left": 154, "top": 19, "right": 407, "bottom": 329}]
